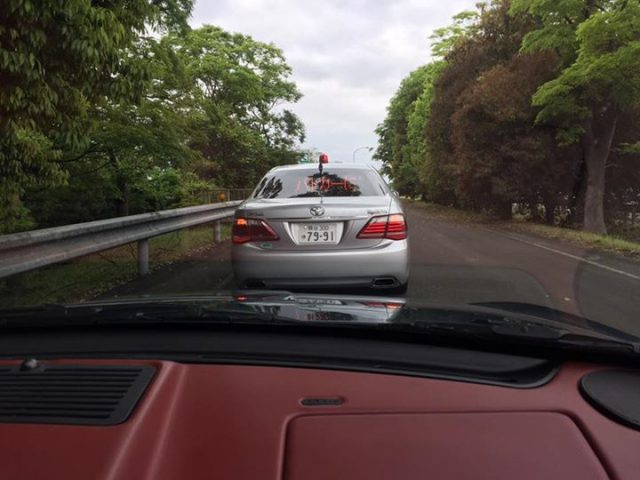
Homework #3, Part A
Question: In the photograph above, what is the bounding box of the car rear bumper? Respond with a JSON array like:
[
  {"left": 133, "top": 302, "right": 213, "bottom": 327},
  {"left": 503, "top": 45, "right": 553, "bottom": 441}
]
[{"left": 232, "top": 239, "right": 409, "bottom": 289}]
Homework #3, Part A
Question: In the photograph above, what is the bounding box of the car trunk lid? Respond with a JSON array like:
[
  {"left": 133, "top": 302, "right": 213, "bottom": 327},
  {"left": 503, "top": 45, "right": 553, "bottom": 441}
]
[{"left": 236, "top": 197, "right": 392, "bottom": 250}]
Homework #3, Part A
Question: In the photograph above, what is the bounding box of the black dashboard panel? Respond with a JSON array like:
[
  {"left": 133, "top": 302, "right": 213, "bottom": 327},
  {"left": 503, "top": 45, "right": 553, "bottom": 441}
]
[
  {"left": 581, "top": 369, "right": 640, "bottom": 430},
  {"left": 0, "top": 325, "right": 557, "bottom": 387}
]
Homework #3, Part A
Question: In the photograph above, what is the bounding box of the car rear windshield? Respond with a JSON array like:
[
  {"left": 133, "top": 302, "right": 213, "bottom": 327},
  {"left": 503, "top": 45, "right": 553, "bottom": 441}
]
[{"left": 252, "top": 168, "right": 386, "bottom": 198}]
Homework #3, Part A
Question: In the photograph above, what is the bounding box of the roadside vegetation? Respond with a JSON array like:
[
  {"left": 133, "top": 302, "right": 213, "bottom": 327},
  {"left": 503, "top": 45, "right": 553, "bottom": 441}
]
[
  {"left": 0, "top": 224, "right": 231, "bottom": 308},
  {"left": 0, "top": 0, "right": 305, "bottom": 234},
  {"left": 506, "top": 223, "right": 640, "bottom": 257},
  {"left": 377, "top": 0, "right": 640, "bottom": 239},
  {"left": 406, "top": 200, "right": 640, "bottom": 257}
]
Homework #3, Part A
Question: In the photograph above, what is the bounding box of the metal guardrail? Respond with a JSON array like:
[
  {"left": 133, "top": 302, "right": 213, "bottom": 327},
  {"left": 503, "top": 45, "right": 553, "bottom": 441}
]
[{"left": 0, "top": 201, "right": 242, "bottom": 280}]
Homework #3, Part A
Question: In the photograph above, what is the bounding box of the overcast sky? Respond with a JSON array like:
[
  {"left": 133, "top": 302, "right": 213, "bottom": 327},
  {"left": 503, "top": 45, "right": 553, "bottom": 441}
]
[{"left": 191, "top": 0, "right": 477, "bottom": 166}]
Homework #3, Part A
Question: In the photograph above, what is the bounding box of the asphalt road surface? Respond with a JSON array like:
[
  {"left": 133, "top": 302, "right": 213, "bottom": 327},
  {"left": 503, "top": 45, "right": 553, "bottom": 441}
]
[{"left": 106, "top": 202, "right": 640, "bottom": 336}]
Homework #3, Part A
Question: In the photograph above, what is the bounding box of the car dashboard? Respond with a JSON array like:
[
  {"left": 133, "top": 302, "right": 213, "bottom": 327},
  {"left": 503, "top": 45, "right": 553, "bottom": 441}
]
[{"left": 0, "top": 354, "right": 638, "bottom": 480}]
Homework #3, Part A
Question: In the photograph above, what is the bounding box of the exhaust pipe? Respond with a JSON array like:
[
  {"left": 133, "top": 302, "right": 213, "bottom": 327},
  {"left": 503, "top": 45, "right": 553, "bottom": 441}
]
[{"left": 372, "top": 277, "right": 398, "bottom": 288}]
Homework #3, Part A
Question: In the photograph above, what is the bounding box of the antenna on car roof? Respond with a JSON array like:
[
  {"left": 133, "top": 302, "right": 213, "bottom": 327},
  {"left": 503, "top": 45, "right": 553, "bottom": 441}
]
[{"left": 318, "top": 153, "right": 329, "bottom": 204}]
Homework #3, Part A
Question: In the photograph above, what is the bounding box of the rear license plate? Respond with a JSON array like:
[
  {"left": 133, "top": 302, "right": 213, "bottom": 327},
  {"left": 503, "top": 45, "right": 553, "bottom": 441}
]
[{"left": 297, "top": 223, "right": 338, "bottom": 244}]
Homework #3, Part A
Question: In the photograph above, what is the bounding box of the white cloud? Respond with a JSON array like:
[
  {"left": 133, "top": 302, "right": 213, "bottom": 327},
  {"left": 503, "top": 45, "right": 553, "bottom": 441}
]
[{"left": 190, "top": 0, "right": 477, "bottom": 165}]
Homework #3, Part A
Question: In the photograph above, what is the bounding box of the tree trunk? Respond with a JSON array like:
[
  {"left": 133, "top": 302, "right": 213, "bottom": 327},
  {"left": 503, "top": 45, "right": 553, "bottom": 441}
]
[
  {"left": 581, "top": 105, "right": 618, "bottom": 235},
  {"left": 564, "top": 157, "right": 586, "bottom": 227},
  {"left": 544, "top": 200, "right": 556, "bottom": 225}
]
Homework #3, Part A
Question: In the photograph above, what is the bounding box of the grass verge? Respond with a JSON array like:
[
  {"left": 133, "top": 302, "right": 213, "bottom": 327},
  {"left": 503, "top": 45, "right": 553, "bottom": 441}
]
[
  {"left": 0, "top": 223, "right": 231, "bottom": 308},
  {"left": 403, "top": 199, "right": 494, "bottom": 224},
  {"left": 504, "top": 222, "right": 640, "bottom": 257},
  {"left": 404, "top": 199, "right": 640, "bottom": 257}
]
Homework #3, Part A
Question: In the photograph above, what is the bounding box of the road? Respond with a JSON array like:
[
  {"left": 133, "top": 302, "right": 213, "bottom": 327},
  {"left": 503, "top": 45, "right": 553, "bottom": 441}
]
[{"left": 106, "top": 202, "right": 640, "bottom": 336}]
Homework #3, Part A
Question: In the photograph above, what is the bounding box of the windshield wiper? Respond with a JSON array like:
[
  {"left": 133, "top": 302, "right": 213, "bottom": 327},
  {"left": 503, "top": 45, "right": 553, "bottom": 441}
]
[
  {"left": 469, "top": 301, "right": 639, "bottom": 341},
  {"left": 385, "top": 314, "right": 640, "bottom": 355},
  {"left": 0, "top": 302, "right": 280, "bottom": 327}
]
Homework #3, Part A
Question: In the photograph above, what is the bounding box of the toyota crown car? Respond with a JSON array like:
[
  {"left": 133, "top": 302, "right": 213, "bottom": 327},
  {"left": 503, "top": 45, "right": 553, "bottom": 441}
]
[{"left": 231, "top": 163, "right": 409, "bottom": 292}]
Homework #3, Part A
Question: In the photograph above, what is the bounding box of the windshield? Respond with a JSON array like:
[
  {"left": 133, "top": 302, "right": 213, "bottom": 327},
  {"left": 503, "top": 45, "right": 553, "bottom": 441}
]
[
  {"left": 1, "top": 0, "right": 640, "bottom": 351},
  {"left": 252, "top": 169, "right": 386, "bottom": 198}
]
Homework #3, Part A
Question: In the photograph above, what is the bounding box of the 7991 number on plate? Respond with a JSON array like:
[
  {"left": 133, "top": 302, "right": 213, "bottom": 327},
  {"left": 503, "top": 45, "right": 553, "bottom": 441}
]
[{"left": 298, "top": 223, "right": 338, "bottom": 243}]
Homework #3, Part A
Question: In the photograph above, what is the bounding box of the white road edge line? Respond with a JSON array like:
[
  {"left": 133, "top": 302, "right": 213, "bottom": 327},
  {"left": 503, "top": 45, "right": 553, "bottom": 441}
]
[{"left": 485, "top": 228, "right": 640, "bottom": 282}]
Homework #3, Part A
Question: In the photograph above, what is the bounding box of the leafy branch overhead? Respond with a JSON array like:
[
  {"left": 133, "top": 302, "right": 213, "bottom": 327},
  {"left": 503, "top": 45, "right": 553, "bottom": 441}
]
[{"left": 0, "top": 1, "right": 305, "bottom": 232}]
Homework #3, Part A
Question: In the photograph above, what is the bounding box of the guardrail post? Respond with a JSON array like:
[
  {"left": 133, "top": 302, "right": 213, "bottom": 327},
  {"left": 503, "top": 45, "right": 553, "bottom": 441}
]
[
  {"left": 215, "top": 221, "right": 222, "bottom": 243},
  {"left": 137, "top": 239, "right": 149, "bottom": 276}
]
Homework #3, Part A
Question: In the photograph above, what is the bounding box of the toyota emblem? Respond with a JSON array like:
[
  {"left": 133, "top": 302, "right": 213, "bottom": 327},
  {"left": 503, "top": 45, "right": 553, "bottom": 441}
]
[{"left": 310, "top": 206, "right": 325, "bottom": 217}]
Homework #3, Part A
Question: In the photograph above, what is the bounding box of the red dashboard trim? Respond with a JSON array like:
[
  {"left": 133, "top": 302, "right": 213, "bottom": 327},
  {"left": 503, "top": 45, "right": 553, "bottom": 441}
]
[{"left": 0, "top": 359, "right": 636, "bottom": 479}]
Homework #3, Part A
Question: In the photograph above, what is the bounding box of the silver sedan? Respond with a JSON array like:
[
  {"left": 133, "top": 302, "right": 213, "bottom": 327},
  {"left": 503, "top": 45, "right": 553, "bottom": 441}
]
[{"left": 231, "top": 163, "right": 409, "bottom": 292}]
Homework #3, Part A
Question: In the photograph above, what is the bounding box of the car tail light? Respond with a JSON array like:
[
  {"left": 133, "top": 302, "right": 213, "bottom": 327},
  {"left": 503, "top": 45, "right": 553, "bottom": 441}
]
[
  {"left": 357, "top": 214, "right": 407, "bottom": 240},
  {"left": 232, "top": 217, "right": 280, "bottom": 244},
  {"left": 362, "top": 301, "right": 404, "bottom": 309},
  {"left": 385, "top": 214, "right": 408, "bottom": 240}
]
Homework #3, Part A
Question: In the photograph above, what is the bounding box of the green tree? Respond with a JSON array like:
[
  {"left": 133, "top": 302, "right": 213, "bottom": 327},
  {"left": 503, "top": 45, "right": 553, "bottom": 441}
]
[
  {"left": 451, "top": 51, "right": 576, "bottom": 220},
  {"left": 0, "top": 0, "right": 194, "bottom": 232},
  {"left": 376, "top": 10, "right": 475, "bottom": 199},
  {"left": 511, "top": 0, "right": 640, "bottom": 233},
  {"left": 374, "top": 66, "right": 431, "bottom": 196},
  {"left": 406, "top": 62, "right": 448, "bottom": 202},
  {"left": 426, "top": 2, "right": 523, "bottom": 210},
  {"left": 429, "top": 10, "right": 479, "bottom": 59},
  {"left": 28, "top": 37, "right": 203, "bottom": 220},
  {"left": 165, "top": 26, "right": 305, "bottom": 188}
]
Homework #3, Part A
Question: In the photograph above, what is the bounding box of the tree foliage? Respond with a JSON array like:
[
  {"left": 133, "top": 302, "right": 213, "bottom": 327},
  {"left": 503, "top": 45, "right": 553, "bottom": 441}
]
[
  {"left": 166, "top": 26, "right": 305, "bottom": 188},
  {"left": 1, "top": 4, "right": 305, "bottom": 232},
  {"left": 374, "top": 11, "right": 473, "bottom": 198},
  {"left": 376, "top": 0, "right": 640, "bottom": 231},
  {"left": 374, "top": 65, "right": 432, "bottom": 197},
  {"left": 511, "top": 0, "right": 640, "bottom": 233},
  {"left": 0, "top": 0, "right": 194, "bottom": 231},
  {"left": 451, "top": 51, "right": 576, "bottom": 219}
]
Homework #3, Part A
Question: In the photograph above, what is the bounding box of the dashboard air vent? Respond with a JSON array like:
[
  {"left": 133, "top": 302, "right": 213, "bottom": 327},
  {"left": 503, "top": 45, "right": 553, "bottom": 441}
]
[{"left": 0, "top": 364, "right": 155, "bottom": 425}]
